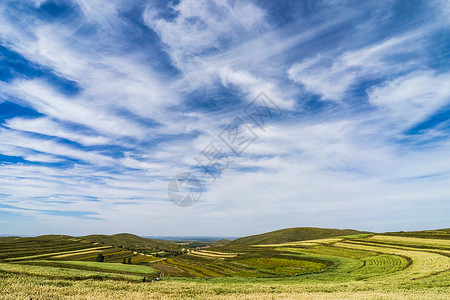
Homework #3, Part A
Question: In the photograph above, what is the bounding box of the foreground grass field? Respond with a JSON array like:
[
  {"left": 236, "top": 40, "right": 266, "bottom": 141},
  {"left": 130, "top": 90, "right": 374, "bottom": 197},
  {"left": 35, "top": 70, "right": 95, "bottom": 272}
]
[
  {"left": 0, "top": 265, "right": 449, "bottom": 299},
  {"left": 0, "top": 229, "right": 449, "bottom": 299}
]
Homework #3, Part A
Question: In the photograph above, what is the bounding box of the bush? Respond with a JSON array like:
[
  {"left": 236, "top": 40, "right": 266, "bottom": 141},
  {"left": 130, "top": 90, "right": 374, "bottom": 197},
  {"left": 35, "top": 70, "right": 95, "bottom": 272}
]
[
  {"left": 96, "top": 254, "right": 104, "bottom": 262},
  {"left": 122, "top": 258, "right": 126, "bottom": 264},
  {"left": 127, "top": 258, "right": 132, "bottom": 264}
]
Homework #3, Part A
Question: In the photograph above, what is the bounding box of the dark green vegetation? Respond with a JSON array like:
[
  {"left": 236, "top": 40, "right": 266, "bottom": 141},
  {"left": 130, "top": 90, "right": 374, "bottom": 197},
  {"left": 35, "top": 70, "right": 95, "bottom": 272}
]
[{"left": 228, "top": 227, "right": 367, "bottom": 245}]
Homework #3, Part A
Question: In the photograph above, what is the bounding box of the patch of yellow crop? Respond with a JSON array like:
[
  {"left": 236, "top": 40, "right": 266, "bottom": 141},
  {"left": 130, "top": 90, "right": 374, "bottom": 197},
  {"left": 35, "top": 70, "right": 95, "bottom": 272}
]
[
  {"left": 188, "top": 252, "right": 225, "bottom": 260},
  {"left": 349, "top": 239, "right": 450, "bottom": 256},
  {"left": 191, "top": 250, "right": 238, "bottom": 258},
  {"left": 367, "top": 235, "right": 450, "bottom": 249},
  {"left": 51, "top": 249, "right": 108, "bottom": 258}
]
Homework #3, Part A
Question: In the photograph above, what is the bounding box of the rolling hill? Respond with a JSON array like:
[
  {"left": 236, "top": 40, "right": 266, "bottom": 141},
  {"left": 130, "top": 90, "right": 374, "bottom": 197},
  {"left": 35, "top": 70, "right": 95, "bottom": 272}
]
[
  {"left": 82, "top": 233, "right": 176, "bottom": 251},
  {"left": 227, "top": 227, "right": 368, "bottom": 245}
]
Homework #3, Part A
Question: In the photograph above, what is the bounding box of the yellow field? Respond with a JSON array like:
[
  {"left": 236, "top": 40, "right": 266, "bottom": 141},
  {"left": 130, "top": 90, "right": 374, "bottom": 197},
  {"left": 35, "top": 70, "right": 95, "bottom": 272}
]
[
  {"left": 366, "top": 235, "right": 450, "bottom": 249},
  {"left": 51, "top": 249, "right": 110, "bottom": 259},
  {"left": 190, "top": 250, "right": 238, "bottom": 258}
]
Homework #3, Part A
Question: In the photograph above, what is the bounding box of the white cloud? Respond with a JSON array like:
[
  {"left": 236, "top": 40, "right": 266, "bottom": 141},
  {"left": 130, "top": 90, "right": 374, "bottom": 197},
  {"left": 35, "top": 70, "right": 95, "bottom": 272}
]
[
  {"left": 0, "top": 2, "right": 182, "bottom": 133},
  {"left": 1, "top": 79, "right": 148, "bottom": 138},
  {"left": 5, "top": 117, "right": 110, "bottom": 146},
  {"left": 368, "top": 71, "right": 450, "bottom": 128},
  {"left": 287, "top": 31, "right": 428, "bottom": 101},
  {"left": 218, "top": 67, "right": 294, "bottom": 109},
  {"left": 0, "top": 143, "right": 63, "bottom": 163},
  {"left": 0, "top": 128, "right": 114, "bottom": 165},
  {"left": 144, "top": 0, "right": 268, "bottom": 69}
]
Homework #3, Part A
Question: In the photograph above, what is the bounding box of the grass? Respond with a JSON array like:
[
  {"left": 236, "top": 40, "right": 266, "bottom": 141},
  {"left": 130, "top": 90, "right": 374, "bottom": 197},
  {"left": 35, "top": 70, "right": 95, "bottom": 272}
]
[
  {"left": 237, "top": 257, "right": 327, "bottom": 276},
  {"left": 164, "top": 258, "right": 224, "bottom": 277},
  {"left": 0, "top": 265, "right": 449, "bottom": 299},
  {"left": 0, "top": 230, "right": 449, "bottom": 298},
  {"left": 350, "top": 254, "right": 410, "bottom": 279},
  {"left": 276, "top": 244, "right": 379, "bottom": 259},
  {"left": 334, "top": 241, "right": 450, "bottom": 280},
  {"left": 276, "top": 249, "right": 365, "bottom": 281},
  {"left": 0, "top": 262, "right": 142, "bottom": 281},
  {"left": 13, "top": 260, "right": 157, "bottom": 275}
]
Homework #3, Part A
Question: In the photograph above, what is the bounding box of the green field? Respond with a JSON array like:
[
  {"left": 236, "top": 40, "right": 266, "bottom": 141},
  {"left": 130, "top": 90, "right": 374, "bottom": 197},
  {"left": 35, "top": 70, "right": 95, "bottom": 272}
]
[{"left": 0, "top": 228, "right": 449, "bottom": 299}]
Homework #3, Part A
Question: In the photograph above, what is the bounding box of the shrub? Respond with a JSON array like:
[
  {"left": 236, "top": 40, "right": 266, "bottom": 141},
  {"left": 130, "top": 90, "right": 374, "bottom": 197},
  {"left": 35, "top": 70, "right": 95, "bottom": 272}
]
[{"left": 96, "top": 254, "right": 104, "bottom": 262}]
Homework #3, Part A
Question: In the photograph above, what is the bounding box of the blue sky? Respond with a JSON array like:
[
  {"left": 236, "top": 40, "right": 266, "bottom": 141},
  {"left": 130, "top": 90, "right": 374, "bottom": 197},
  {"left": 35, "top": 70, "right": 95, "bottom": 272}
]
[{"left": 0, "top": 0, "right": 449, "bottom": 236}]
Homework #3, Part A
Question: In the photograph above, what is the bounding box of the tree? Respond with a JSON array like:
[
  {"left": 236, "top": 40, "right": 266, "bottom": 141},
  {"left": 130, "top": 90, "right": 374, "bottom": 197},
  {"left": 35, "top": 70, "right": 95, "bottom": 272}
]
[
  {"left": 127, "top": 258, "right": 132, "bottom": 264},
  {"left": 96, "top": 254, "right": 104, "bottom": 262},
  {"left": 122, "top": 258, "right": 126, "bottom": 264}
]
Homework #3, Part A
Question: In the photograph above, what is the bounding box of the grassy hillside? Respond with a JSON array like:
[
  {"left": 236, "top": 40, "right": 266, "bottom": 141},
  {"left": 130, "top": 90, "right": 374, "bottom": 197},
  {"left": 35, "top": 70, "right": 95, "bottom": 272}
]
[
  {"left": 382, "top": 228, "right": 450, "bottom": 239},
  {"left": 82, "top": 233, "right": 176, "bottom": 252},
  {"left": 1, "top": 229, "right": 449, "bottom": 299},
  {"left": 211, "top": 239, "right": 231, "bottom": 246},
  {"left": 228, "top": 227, "right": 368, "bottom": 245}
]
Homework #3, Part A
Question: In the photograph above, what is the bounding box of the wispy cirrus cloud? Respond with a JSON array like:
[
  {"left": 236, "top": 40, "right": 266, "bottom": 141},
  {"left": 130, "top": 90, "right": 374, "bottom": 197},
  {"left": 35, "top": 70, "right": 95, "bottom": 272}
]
[{"left": 0, "top": 0, "right": 449, "bottom": 236}]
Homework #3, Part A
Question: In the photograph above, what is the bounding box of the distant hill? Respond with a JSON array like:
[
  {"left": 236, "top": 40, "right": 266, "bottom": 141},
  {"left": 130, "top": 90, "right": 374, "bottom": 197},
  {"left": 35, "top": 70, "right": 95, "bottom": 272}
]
[
  {"left": 82, "top": 233, "right": 175, "bottom": 251},
  {"left": 211, "top": 239, "right": 231, "bottom": 246},
  {"left": 382, "top": 228, "right": 450, "bottom": 240},
  {"left": 228, "top": 227, "right": 368, "bottom": 245}
]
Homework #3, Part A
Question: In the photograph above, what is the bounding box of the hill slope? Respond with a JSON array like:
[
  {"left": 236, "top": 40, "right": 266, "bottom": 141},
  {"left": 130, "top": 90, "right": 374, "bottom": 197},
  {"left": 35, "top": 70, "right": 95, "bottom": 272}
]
[
  {"left": 82, "top": 233, "right": 175, "bottom": 251},
  {"left": 211, "top": 239, "right": 231, "bottom": 246},
  {"left": 228, "top": 227, "right": 368, "bottom": 245}
]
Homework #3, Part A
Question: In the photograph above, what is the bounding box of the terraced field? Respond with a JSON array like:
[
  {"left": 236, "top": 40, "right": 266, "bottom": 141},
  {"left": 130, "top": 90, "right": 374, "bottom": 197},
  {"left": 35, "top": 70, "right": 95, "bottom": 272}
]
[
  {"left": 267, "top": 235, "right": 448, "bottom": 285},
  {"left": 0, "top": 235, "right": 160, "bottom": 272},
  {"left": 334, "top": 241, "right": 449, "bottom": 280},
  {"left": 0, "top": 230, "right": 449, "bottom": 299}
]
